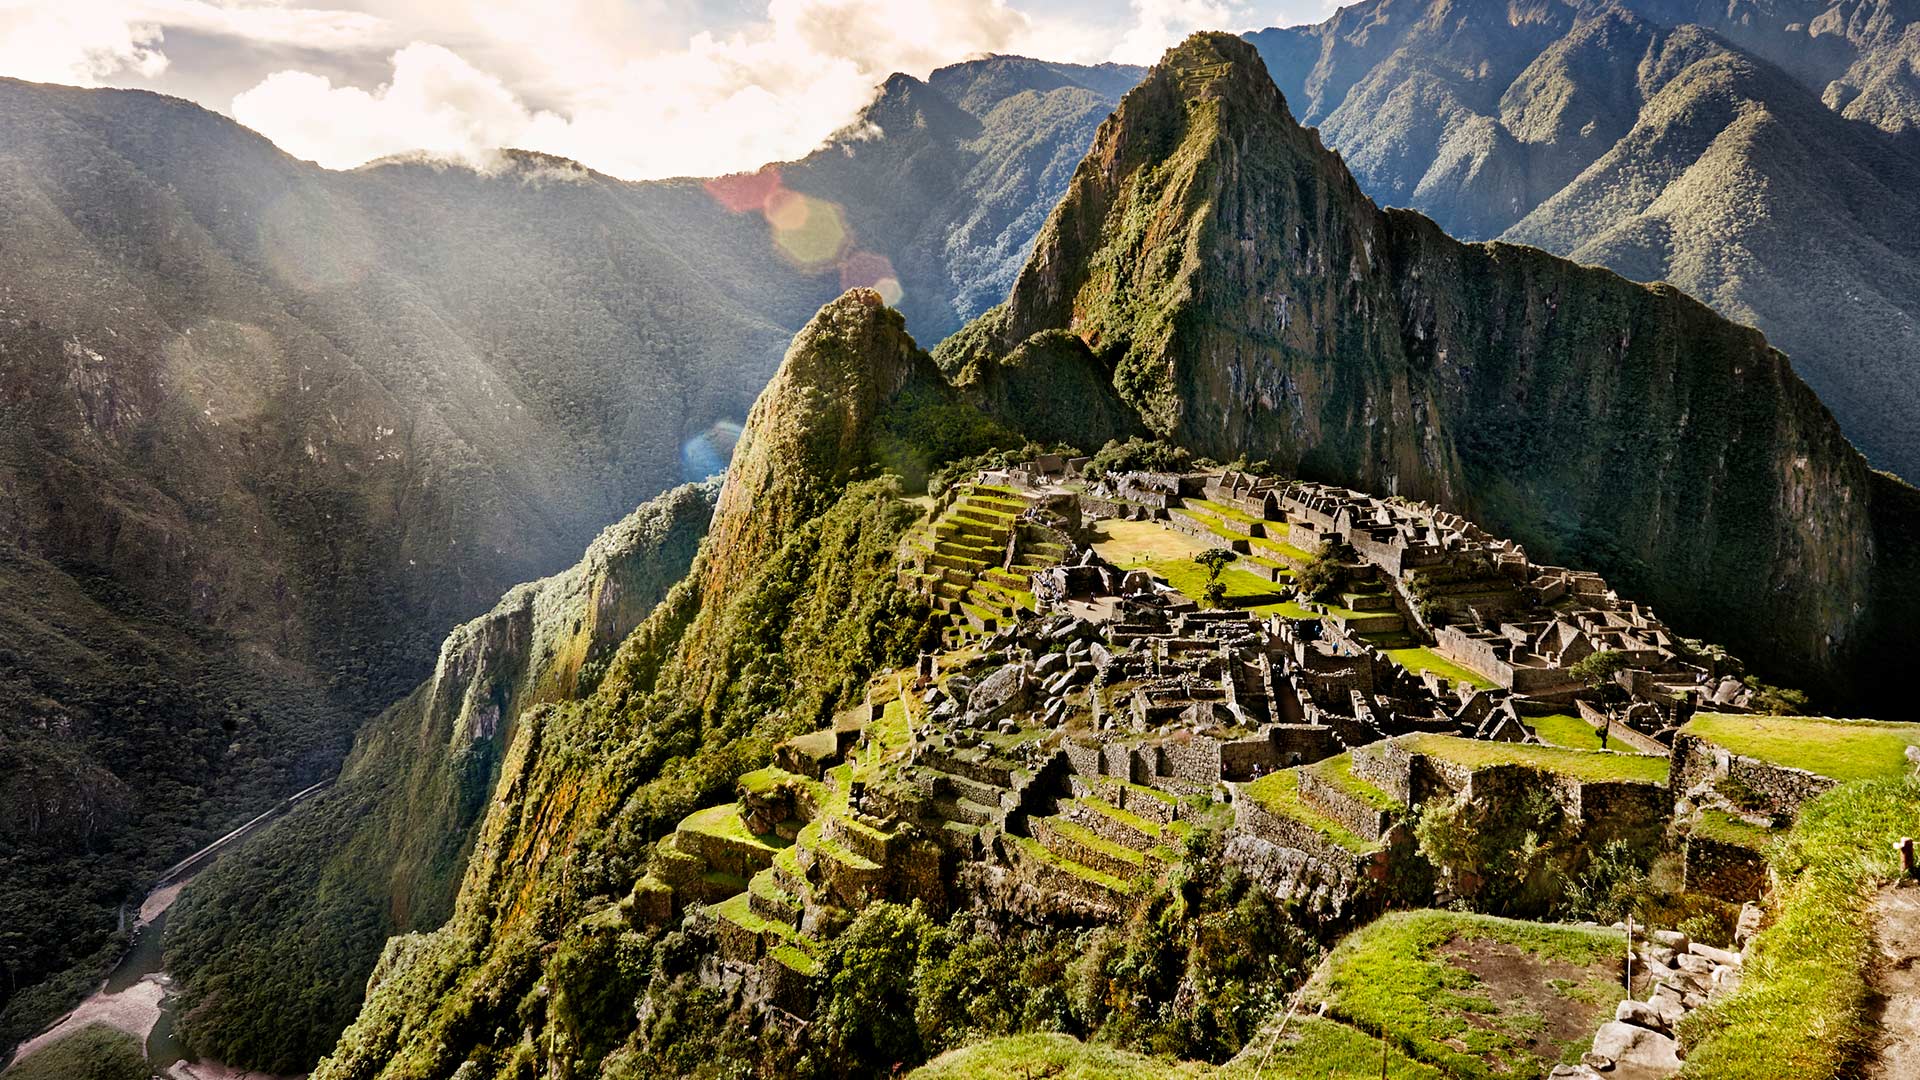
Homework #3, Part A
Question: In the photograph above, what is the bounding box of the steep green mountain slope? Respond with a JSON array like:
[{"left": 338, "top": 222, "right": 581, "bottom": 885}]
[
  {"left": 312, "top": 289, "right": 971, "bottom": 1078},
  {"left": 1245, "top": 0, "right": 1920, "bottom": 482},
  {"left": 158, "top": 482, "right": 714, "bottom": 1072},
  {"left": 0, "top": 57, "right": 1121, "bottom": 1041},
  {"left": 941, "top": 31, "right": 1920, "bottom": 709}
]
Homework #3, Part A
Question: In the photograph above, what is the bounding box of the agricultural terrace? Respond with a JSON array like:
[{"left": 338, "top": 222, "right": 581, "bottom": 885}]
[
  {"left": 1679, "top": 714, "right": 1920, "bottom": 782},
  {"left": 1397, "top": 734, "right": 1671, "bottom": 785}
]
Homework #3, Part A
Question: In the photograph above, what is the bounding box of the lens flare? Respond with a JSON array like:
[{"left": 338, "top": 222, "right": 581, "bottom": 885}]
[
  {"left": 703, "top": 167, "right": 782, "bottom": 214},
  {"left": 765, "top": 189, "right": 847, "bottom": 268},
  {"left": 840, "top": 249, "right": 903, "bottom": 305},
  {"left": 681, "top": 418, "right": 744, "bottom": 480}
]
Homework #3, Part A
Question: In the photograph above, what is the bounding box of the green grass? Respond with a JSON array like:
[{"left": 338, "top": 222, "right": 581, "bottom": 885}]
[
  {"left": 1398, "top": 734, "right": 1670, "bottom": 785},
  {"left": 1307, "top": 753, "right": 1403, "bottom": 812},
  {"left": 1139, "top": 559, "right": 1286, "bottom": 607},
  {"left": 1068, "top": 795, "right": 1167, "bottom": 840},
  {"left": 1690, "top": 809, "right": 1780, "bottom": 850},
  {"left": 768, "top": 942, "right": 822, "bottom": 976},
  {"left": 1386, "top": 647, "right": 1499, "bottom": 691},
  {"left": 1046, "top": 816, "right": 1150, "bottom": 867},
  {"left": 1681, "top": 713, "right": 1920, "bottom": 782},
  {"left": 909, "top": 1033, "right": 1213, "bottom": 1079},
  {"left": 1009, "top": 833, "right": 1137, "bottom": 894},
  {"left": 679, "top": 802, "right": 792, "bottom": 851},
  {"left": 1526, "top": 713, "right": 1605, "bottom": 751},
  {"left": 1306, "top": 910, "right": 1627, "bottom": 1079},
  {"left": 708, "top": 890, "right": 796, "bottom": 941},
  {"left": 797, "top": 819, "right": 880, "bottom": 871},
  {"left": 1243, "top": 770, "right": 1381, "bottom": 854},
  {"left": 1681, "top": 777, "right": 1920, "bottom": 1079}
]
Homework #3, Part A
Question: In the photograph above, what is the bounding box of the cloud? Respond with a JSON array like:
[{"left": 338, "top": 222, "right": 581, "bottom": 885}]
[
  {"left": 228, "top": 0, "right": 1047, "bottom": 179},
  {"left": 0, "top": 1, "right": 1339, "bottom": 180},
  {"left": 0, "top": 1, "right": 387, "bottom": 87}
]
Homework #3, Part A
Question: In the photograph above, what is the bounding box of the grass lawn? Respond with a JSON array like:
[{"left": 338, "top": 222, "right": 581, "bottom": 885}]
[
  {"left": 1251, "top": 600, "right": 1320, "bottom": 619},
  {"left": 1691, "top": 809, "right": 1781, "bottom": 850},
  {"left": 1308, "top": 753, "right": 1403, "bottom": 811},
  {"left": 1306, "top": 910, "right": 1628, "bottom": 1079},
  {"left": 1386, "top": 647, "right": 1499, "bottom": 691},
  {"left": 679, "top": 803, "right": 791, "bottom": 851},
  {"left": 1398, "top": 734, "right": 1671, "bottom": 785},
  {"left": 1680, "top": 713, "right": 1920, "bottom": 782},
  {"left": 1681, "top": 777, "right": 1920, "bottom": 1079},
  {"left": 909, "top": 1033, "right": 1212, "bottom": 1079},
  {"left": 1088, "top": 517, "right": 1209, "bottom": 563},
  {"left": 1527, "top": 713, "right": 1606, "bottom": 751},
  {"left": 1139, "top": 559, "right": 1288, "bottom": 607},
  {"left": 1243, "top": 770, "right": 1381, "bottom": 854}
]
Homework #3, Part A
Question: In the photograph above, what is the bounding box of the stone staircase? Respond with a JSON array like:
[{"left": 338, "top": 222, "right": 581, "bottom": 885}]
[{"left": 903, "top": 484, "right": 1059, "bottom": 648}]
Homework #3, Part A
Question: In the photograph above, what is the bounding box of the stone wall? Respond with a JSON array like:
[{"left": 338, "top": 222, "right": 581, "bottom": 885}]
[
  {"left": 1232, "top": 795, "right": 1369, "bottom": 880},
  {"left": 1683, "top": 836, "right": 1771, "bottom": 902},
  {"left": 1670, "top": 733, "right": 1840, "bottom": 820},
  {"left": 1298, "top": 767, "right": 1394, "bottom": 842}
]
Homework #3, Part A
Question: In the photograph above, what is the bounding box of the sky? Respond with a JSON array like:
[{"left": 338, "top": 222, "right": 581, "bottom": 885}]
[{"left": 0, "top": 0, "right": 1337, "bottom": 180}]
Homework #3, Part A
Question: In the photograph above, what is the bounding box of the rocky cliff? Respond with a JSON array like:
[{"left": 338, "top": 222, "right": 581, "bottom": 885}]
[
  {"left": 1244, "top": 0, "right": 1920, "bottom": 482},
  {"left": 942, "top": 31, "right": 1919, "bottom": 707}
]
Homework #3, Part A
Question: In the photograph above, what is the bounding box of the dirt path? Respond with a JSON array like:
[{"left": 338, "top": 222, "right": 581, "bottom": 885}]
[{"left": 1867, "top": 884, "right": 1920, "bottom": 1080}]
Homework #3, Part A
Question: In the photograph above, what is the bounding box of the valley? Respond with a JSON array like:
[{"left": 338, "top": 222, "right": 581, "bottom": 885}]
[{"left": 3, "top": 6, "right": 1920, "bottom": 1080}]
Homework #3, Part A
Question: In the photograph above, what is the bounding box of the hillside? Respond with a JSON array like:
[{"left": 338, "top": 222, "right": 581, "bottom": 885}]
[
  {"left": 0, "top": 56, "right": 1125, "bottom": 1043},
  {"left": 1245, "top": 0, "right": 1920, "bottom": 482},
  {"left": 942, "top": 30, "right": 1920, "bottom": 710}
]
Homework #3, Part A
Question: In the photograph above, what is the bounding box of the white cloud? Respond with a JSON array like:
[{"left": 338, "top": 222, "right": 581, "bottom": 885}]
[{"left": 0, "top": 1, "right": 1338, "bottom": 180}]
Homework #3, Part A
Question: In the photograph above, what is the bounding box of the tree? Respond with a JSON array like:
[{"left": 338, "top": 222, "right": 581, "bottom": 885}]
[
  {"left": 1196, "top": 548, "right": 1234, "bottom": 609},
  {"left": 1295, "top": 541, "right": 1348, "bottom": 602},
  {"left": 1569, "top": 649, "right": 1631, "bottom": 690}
]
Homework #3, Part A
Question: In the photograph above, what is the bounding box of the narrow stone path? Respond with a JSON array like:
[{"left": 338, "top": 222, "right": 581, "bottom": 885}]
[{"left": 1866, "top": 884, "right": 1920, "bottom": 1080}]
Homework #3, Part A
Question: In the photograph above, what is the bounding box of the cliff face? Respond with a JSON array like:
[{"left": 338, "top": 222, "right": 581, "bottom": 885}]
[
  {"left": 1243, "top": 0, "right": 1920, "bottom": 483},
  {"left": 955, "top": 31, "right": 1916, "bottom": 705},
  {"left": 162, "top": 483, "right": 716, "bottom": 1072}
]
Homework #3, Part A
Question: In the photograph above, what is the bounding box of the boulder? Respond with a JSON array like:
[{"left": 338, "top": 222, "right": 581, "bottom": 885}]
[
  {"left": 1614, "top": 998, "right": 1671, "bottom": 1034},
  {"left": 1589, "top": 1021, "right": 1683, "bottom": 1078},
  {"left": 968, "top": 664, "right": 1029, "bottom": 723},
  {"left": 1688, "top": 941, "right": 1741, "bottom": 967},
  {"left": 1035, "top": 651, "right": 1068, "bottom": 676},
  {"left": 1651, "top": 929, "right": 1689, "bottom": 951}
]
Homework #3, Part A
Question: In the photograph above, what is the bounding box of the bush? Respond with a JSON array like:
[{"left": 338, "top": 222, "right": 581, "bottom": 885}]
[
  {"left": 1087, "top": 437, "right": 1191, "bottom": 477},
  {"left": 1295, "top": 541, "right": 1349, "bottom": 602}
]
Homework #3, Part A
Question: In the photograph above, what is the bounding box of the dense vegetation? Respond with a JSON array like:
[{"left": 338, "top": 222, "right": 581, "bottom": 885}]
[{"left": 0, "top": 1024, "right": 148, "bottom": 1080}]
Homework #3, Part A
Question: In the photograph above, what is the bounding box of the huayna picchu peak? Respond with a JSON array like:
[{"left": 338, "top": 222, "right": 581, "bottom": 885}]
[
  {"left": 943, "top": 31, "right": 1920, "bottom": 711},
  {"left": 7, "top": 15, "right": 1920, "bottom": 1080}
]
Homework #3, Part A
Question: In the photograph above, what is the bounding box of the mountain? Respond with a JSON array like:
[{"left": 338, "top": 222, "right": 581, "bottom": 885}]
[
  {"left": 939, "top": 30, "right": 1920, "bottom": 709},
  {"left": 0, "top": 57, "right": 1125, "bottom": 1045},
  {"left": 160, "top": 482, "right": 714, "bottom": 1072},
  {"left": 1245, "top": 0, "right": 1920, "bottom": 483},
  {"left": 316, "top": 289, "right": 958, "bottom": 1078},
  {"left": 247, "top": 33, "right": 1920, "bottom": 1079}
]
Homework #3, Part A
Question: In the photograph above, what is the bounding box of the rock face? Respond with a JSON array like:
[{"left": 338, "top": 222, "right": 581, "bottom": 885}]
[
  {"left": 941, "top": 31, "right": 1920, "bottom": 708},
  {"left": 1245, "top": 0, "right": 1920, "bottom": 484},
  {"left": 159, "top": 483, "right": 716, "bottom": 1071}
]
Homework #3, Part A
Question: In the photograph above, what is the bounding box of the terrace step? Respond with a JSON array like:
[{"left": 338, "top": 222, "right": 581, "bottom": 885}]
[
  {"left": 933, "top": 796, "right": 1000, "bottom": 827},
  {"left": 1031, "top": 815, "right": 1156, "bottom": 880},
  {"left": 748, "top": 868, "right": 803, "bottom": 927},
  {"left": 917, "top": 767, "right": 1009, "bottom": 808},
  {"left": 1061, "top": 797, "right": 1168, "bottom": 853},
  {"left": 1008, "top": 834, "right": 1136, "bottom": 909}
]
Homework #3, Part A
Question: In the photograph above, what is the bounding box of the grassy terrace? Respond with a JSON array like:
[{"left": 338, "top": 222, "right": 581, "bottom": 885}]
[
  {"left": 1397, "top": 734, "right": 1670, "bottom": 785},
  {"left": 679, "top": 803, "right": 792, "bottom": 852},
  {"left": 1385, "top": 646, "right": 1499, "bottom": 691},
  {"left": 1067, "top": 795, "right": 1167, "bottom": 841},
  {"left": 1307, "top": 910, "right": 1627, "bottom": 1080},
  {"left": 1047, "top": 816, "right": 1151, "bottom": 868},
  {"left": 1680, "top": 713, "right": 1920, "bottom": 782},
  {"left": 1691, "top": 809, "right": 1781, "bottom": 850},
  {"left": 1681, "top": 778, "right": 1920, "bottom": 1079},
  {"left": 1243, "top": 770, "right": 1380, "bottom": 854},
  {"left": 1009, "top": 833, "right": 1137, "bottom": 894},
  {"left": 1307, "top": 753, "right": 1403, "bottom": 812},
  {"left": 1526, "top": 713, "right": 1605, "bottom": 751},
  {"left": 1139, "top": 558, "right": 1288, "bottom": 608}
]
